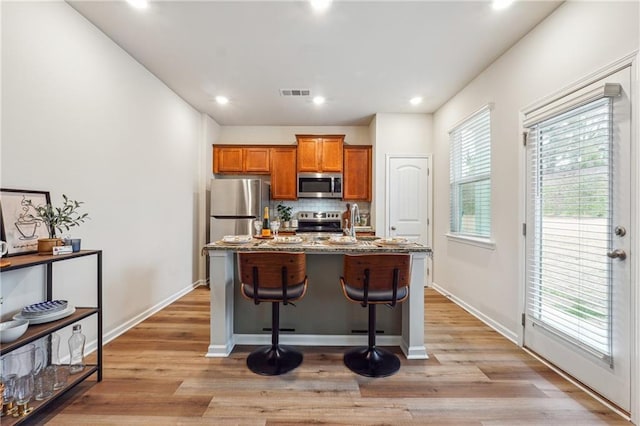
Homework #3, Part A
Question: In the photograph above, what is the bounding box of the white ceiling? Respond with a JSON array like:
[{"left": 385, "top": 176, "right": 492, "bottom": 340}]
[{"left": 67, "top": 0, "right": 562, "bottom": 126}]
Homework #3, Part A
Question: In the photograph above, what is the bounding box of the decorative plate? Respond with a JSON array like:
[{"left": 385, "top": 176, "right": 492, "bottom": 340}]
[
  {"left": 271, "top": 236, "right": 303, "bottom": 245},
  {"left": 220, "top": 235, "right": 253, "bottom": 244},
  {"left": 374, "top": 238, "right": 414, "bottom": 247},
  {"left": 21, "top": 300, "right": 68, "bottom": 318},
  {"left": 328, "top": 236, "right": 358, "bottom": 245},
  {"left": 14, "top": 305, "right": 76, "bottom": 325}
]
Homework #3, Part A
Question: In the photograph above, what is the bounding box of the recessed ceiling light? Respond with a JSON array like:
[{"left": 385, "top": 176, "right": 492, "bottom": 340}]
[
  {"left": 127, "top": 0, "right": 149, "bottom": 9},
  {"left": 215, "top": 96, "right": 229, "bottom": 105},
  {"left": 310, "top": 0, "right": 332, "bottom": 13},
  {"left": 492, "top": 0, "right": 514, "bottom": 10},
  {"left": 313, "top": 96, "right": 325, "bottom": 105},
  {"left": 410, "top": 96, "right": 423, "bottom": 106}
]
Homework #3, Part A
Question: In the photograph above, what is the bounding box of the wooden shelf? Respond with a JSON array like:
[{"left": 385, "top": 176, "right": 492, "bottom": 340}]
[
  {"left": 0, "top": 308, "right": 99, "bottom": 355},
  {"left": 0, "top": 249, "right": 102, "bottom": 424},
  {"left": 0, "top": 250, "right": 101, "bottom": 272}
]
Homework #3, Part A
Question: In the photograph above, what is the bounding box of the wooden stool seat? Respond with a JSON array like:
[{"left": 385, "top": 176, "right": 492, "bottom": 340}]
[
  {"left": 340, "top": 254, "right": 411, "bottom": 377},
  {"left": 239, "top": 252, "right": 307, "bottom": 376}
]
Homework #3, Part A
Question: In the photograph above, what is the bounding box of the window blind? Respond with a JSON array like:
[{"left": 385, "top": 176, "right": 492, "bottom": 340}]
[
  {"left": 526, "top": 97, "right": 613, "bottom": 361},
  {"left": 449, "top": 106, "right": 491, "bottom": 238}
]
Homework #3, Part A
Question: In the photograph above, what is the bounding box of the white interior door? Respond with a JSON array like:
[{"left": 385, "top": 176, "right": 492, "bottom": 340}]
[
  {"left": 524, "top": 67, "right": 632, "bottom": 411},
  {"left": 387, "top": 155, "right": 431, "bottom": 246}
]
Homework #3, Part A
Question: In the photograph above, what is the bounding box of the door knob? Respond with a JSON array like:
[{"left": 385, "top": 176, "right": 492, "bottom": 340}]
[
  {"left": 607, "top": 249, "right": 626, "bottom": 260},
  {"left": 391, "top": 226, "right": 396, "bottom": 231}
]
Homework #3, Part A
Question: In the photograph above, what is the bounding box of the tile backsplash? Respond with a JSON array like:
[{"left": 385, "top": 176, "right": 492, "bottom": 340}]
[{"left": 271, "top": 199, "right": 370, "bottom": 217}]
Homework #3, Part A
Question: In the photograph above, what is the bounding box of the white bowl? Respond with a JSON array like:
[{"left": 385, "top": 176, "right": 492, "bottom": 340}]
[{"left": 0, "top": 319, "right": 29, "bottom": 343}]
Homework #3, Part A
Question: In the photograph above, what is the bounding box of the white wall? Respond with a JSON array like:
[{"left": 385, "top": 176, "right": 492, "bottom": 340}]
[
  {"left": 432, "top": 1, "right": 639, "bottom": 340},
  {"left": 217, "top": 126, "right": 370, "bottom": 147},
  {"left": 202, "top": 114, "right": 221, "bottom": 278},
  {"left": 372, "top": 113, "right": 432, "bottom": 236},
  {"left": 1, "top": 2, "right": 209, "bottom": 349}
]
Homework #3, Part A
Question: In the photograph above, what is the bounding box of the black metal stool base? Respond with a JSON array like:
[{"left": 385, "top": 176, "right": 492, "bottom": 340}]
[
  {"left": 247, "top": 344, "right": 303, "bottom": 376},
  {"left": 344, "top": 346, "right": 401, "bottom": 377}
]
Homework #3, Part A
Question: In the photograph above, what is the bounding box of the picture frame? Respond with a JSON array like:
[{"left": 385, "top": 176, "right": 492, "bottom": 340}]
[{"left": 0, "top": 188, "right": 51, "bottom": 256}]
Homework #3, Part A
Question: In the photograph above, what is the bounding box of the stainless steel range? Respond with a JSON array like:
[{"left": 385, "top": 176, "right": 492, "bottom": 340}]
[{"left": 296, "top": 211, "right": 342, "bottom": 233}]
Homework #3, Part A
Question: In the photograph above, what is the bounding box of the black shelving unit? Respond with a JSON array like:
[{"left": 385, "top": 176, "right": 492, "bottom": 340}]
[{"left": 0, "top": 250, "right": 102, "bottom": 425}]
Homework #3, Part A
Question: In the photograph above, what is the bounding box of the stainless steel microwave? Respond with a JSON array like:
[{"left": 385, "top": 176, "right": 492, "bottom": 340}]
[{"left": 297, "top": 173, "right": 343, "bottom": 199}]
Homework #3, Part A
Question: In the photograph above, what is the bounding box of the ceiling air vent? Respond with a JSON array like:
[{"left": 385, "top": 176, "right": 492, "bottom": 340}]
[{"left": 280, "top": 89, "right": 311, "bottom": 97}]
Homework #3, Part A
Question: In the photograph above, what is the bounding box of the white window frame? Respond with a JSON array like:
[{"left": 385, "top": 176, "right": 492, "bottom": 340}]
[{"left": 447, "top": 104, "right": 495, "bottom": 249}]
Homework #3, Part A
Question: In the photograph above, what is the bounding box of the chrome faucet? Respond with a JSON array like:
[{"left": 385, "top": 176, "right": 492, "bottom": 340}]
[{"left": 348, "top": 203, "right": 360, "bottom": 237}]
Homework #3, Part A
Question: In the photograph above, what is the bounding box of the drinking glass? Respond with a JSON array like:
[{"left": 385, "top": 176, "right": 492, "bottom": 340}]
[
  {"left": 33, "top": 342, "right": 53, "bottom": 400},
  {"left": 51, "top": 333, "right": 69, "bottom": 390},
  {"left": 1, "top": 374, "right": 16, "bottom": 416},
  {"left": 34, "top": 366, "right": 54, "bottom": 401},
  {"left": 1, "top": 353, "right": 17, "bottom": 417},
  {"left": 253, "top": 220, "right": 263, "bottom": 237},
  {"left": 270, "top": 220, "right": 280, "bottom": 237},
  {"left": 53, "top": 365, "right": 69, "bottom": 391},
  {"left": 14, "top": 374, "right": 34, "bottom": 416}
]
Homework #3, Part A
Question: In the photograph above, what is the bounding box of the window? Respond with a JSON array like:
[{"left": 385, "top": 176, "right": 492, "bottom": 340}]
[
  {"left": 525, "top": 86, "right": 619, "bottom": 361},
  {"left": 449, "top": 105, "right": 491, "bottom": 239}
]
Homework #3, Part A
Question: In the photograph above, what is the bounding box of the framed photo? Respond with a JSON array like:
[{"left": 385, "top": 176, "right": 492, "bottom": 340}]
[{"left": 0, "top": 189, "right": 51, "bottom": 256}]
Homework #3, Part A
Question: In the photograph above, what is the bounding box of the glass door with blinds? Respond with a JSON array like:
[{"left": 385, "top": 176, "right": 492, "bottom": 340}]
[{"left": 523, "top": 66, "right": 631, "bottom": 411}]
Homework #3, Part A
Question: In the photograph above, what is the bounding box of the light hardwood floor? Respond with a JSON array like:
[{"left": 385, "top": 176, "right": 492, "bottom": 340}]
[{"left": 37, "top": 286, "right": 629, "bottom": 425}]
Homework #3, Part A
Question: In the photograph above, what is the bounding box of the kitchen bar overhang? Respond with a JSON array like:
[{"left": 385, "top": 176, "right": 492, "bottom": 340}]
[{"left": 203, "top": 240, "right": 432, "bottom": 360}]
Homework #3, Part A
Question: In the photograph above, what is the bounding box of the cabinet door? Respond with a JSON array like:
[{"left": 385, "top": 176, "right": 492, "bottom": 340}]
[
  {"left": 244, "top": 148, "right": 271, "bottom": 174},
  {"left": 213, "top": 146, "right": 243, "bottom": 173},
  {"left": 343, "top": 146, "right": 371, "bottom": 201},
  {"left": 320, "top": 136, "right": 344, "bottom": 172},
  {"left": 271, "top": 147, "right": 297, "bottom": 200},
  {"left": 296, "top": 137, "right": 321, "bottom": 172}
]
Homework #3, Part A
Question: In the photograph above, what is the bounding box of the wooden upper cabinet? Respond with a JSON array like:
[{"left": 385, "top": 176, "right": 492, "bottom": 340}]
[
  {"left": 321, "top": 138, "right": 344, "bottom": 172},
  {"left": 296, "top": 135, "right": 344, "bottom": 172},
  {"left": 296, "top": 137, "right": 321, "bottom": 172},
  {"left": 270, "top": 147, "right": 297, "bottom": 200},
  {"left": 243, "top": 147, "right": 271, "bottom": 173},
  {"left": 213, "top": 145, "right": 270, "bottom": 174},
  {"left": 213, "top": 146, "right": 244, "bottom": 173},
  {"left": 343, "top": 145, "right": 372, "bottom": 201}
]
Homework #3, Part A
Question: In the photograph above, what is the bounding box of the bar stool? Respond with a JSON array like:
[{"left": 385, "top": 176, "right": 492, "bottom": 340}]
[
  {"left": 238, "top": 252, "right": 307, "bottom": 376},
  {"left": 340, "top": 254, "right": 411, "bottom": 377}
]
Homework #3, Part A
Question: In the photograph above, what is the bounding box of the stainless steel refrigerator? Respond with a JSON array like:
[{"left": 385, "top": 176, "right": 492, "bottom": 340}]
[{"left": 209, "top": 178, "right": 269, "bottom": 242}]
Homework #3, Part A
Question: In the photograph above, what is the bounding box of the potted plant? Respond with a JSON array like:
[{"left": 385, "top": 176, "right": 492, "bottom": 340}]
[
  {"left": 276, "top": 204, "right": 293, "bottom": 228},
  {"left": 24, "top": 194, "right": 89, "bottom": 253}
]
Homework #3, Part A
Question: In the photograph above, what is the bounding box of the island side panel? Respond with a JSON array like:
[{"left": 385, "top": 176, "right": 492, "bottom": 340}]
[
  {"left": 402, "top": 251, "right": 429, "bottom": 359},
  {"left": 207, "top": 250, "right": 236, "bottom": 357}
]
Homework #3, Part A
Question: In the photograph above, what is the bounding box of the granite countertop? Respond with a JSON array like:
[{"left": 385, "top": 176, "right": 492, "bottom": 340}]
[{"left": 203, "top": 236, "right": 431, "bottom": 255}]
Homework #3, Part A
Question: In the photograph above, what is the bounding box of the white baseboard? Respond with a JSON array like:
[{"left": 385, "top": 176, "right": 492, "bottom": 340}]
[
  {"left": 430, "top": 281, "right": 518, "bottom": 344},
  {"left": 83, "top": 279, "right": 207, "bottom": 356}
]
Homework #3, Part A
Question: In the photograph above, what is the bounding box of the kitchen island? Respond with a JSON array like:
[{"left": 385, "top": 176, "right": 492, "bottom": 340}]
[{"left": 203, "top": 237, "right": 432, "bottom": 359}]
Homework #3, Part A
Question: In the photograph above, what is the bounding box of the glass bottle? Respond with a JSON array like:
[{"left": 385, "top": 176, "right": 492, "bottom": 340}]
[
  {"left": 68, "top": 325, "right": 85, "bottom": 374},
  {"left": 261, "top": 206, "right": 271, "bottom": 237},
  {"left": 51, "top": 332, "right": 68, "bottom": 390}
]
